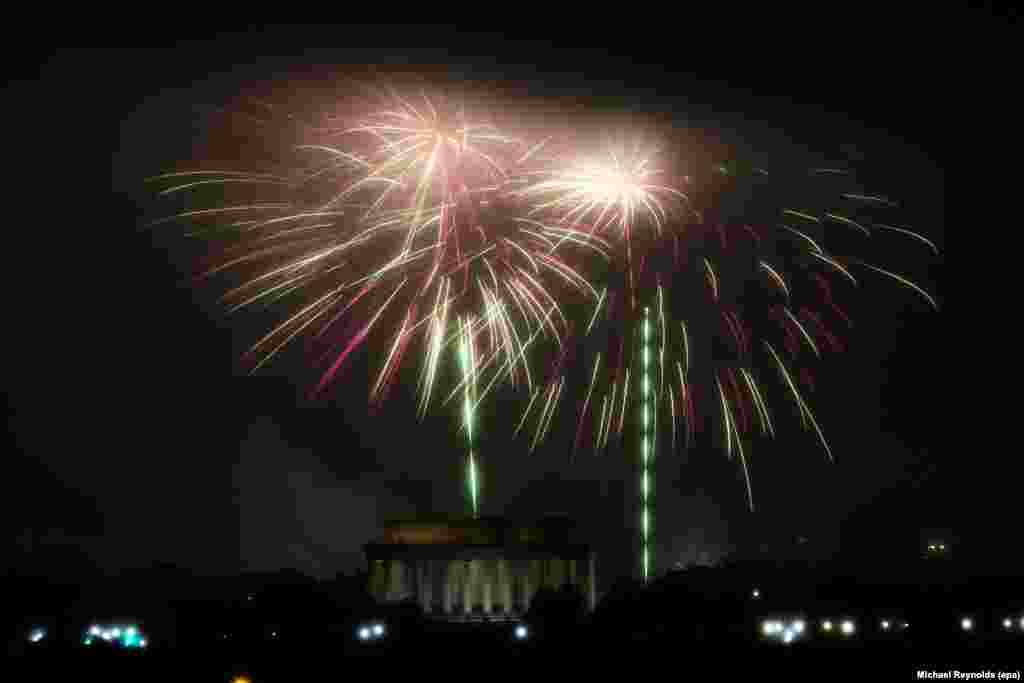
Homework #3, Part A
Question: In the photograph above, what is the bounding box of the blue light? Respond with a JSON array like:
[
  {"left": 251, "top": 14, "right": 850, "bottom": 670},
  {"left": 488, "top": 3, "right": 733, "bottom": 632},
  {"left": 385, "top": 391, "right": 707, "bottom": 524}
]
[
  {"left": 515, "top": 625, "right": 528, "bottom": 640},
  {"left": 373, "top": 624, "right": 384, "bottom": 637},
  {"left": 358, "top": 627, "right": 371, "bottom": 641},
  {"left": 28, "top": 628, "right": 46, "bottom": 643}
]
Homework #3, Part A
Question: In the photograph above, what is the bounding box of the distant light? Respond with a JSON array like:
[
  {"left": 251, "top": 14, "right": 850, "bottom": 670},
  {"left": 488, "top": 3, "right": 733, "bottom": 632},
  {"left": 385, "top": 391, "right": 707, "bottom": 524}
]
[
  {"left": 841, "top": 620, "right": 855, "bottom": 636},
  {"left": 112, "top": 628, "right": 122, "bottom": 638},
  {"left": 89, "top": 626, "right": 101, "bottom": 636},
  {"left": 125, "top": 627, "right": 137, "bottom": 638},
  {"left": 101, "top": 632, "right": 114, "bottom": 641},
  {"left": 939, "top": 544, "right": 945, "bottom": 551},
  {"left": 822, "top": 620, "right": 833, "bottom": 631},
  {"left": 515, "top": 625, "right": 528, "bottom": 640},
  {"left": 358, "top": 627, "right": 371, "bottom": 641},
  {"left": 231, "top": 677, "right": 252, "bottom": 683},
  {"left": 782, "top": 629, "right": 794, "bottom": 644},
  {"left": 881, "top": 620, "right": 891, "bottom": 630},
  {"left": 1019, "top": 617, "right": 1024, "bottom": 630},
  {"left": 762, "top": 621, "right": 775, "bottom": 636},
  {"left": 961, "top": 617, "right": 973, "bottom": 631},
  {"left": 902, "top": 621, "right": 909, "bottom": 629},
  {"left": 752, "top": 588, "right": 760, "bottom": 598},
  {"left": 373, "top": 624, "right": 384, "bottom": 637},
  {"left": 138, "top": 639, "right": 147, "bottom": 648},
  {"left": 271, "top": 631, "right": 277, "bottom": 638},
  {"left": 84, "top": 639, "right": 93, "bottom": 646},
  {"left": 928, "top": 544, "right": 935, "bottom": 551},
  {"left": 28, "top": 628, "right": 46, "bottom": 643},
  {"left": 793, "top": 620, "right": 805, "bottom": 634}
]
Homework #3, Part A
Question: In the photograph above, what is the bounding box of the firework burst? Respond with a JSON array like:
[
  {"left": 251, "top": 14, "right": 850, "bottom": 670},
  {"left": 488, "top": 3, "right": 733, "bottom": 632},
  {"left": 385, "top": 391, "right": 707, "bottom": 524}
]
[
  {"left": 148, "top": 86, "right": 940, "bottom": 528},
  {"left": 147, "top": 92, "right": 603, "bottom": 445},
  {"left": 514, "top": 137, "right": 941, "bottom": 516}
]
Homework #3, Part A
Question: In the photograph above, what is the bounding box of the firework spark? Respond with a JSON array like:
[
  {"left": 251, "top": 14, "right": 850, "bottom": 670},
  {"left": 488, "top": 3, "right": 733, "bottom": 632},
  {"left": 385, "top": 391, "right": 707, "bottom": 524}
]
[
  {"left": 515, "top": 136, "right": 940, "bottom": 513},
  {"left": 150, "top": 88, "right": 940, "bottom": 523},
  {"left": 148, "top": 93, "right": 601, "bottom": 450}
]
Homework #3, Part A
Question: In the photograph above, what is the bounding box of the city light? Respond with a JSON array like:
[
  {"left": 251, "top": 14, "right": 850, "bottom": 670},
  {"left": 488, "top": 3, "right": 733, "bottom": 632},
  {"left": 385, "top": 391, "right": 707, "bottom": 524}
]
[
  {"left": 84, "top": 624, "right": 148, "bottom": 649},
  {"left": 752, "top": 588, "right": 760, "bottom": 599},
  {"left": 28, "top": 628, "right": 46, "bottom": 643},
  {"left": 357, "top": 623, "right": 386, "bottom": 642},
  {"left": 841, "top": 620, "right": 855, "bottom": 636},
  {"left": 822, "top": 620, "right": 833, "bottom": 631},
  {"left": 881, "top": 620, "right": 891, "bottom": 630},
  {"left": 961, "top": 617, "right": 973, "bottom": 632},
  {"left": 515, "top": 625, "right": 529, "bottom": 640},
  {"left": 761, "top": 619, "right": 804, "bottom": 644},
  {"left": 1004, "top": 618, "right": 1013, "bottom": 630},
  {"left": 1019, "top": 617, "right": 1024, "bottom": 630}
]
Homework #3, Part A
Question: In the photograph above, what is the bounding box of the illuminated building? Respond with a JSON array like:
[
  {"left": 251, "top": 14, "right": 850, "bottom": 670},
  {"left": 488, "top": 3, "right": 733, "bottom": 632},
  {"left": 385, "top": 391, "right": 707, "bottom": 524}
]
[{"left": 365, "top": 516, "right": 596, "bottom": 620}]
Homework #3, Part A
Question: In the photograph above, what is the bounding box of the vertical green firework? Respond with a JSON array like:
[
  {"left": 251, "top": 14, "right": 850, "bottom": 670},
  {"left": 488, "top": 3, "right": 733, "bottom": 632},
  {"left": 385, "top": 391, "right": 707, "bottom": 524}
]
[
  {"left": 460, "top": 318, "right": 480, "bottom": 518},
  {"left": 640, "top": 306, "right": 654, "bottom": 583}
]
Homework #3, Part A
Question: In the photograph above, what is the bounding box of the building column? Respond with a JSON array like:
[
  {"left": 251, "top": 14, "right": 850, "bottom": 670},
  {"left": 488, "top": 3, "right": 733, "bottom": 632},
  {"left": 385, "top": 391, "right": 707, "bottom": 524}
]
[
  {"left": 369, "top": 559, "right": 388, "bottom": 602},
  {"left": 482, "top": 560, "right": 493, "bottom": 614},
  {"left": 385, "top": 557, "right": 405, "bottom": 602},
  {"left": 418, "top": 560, "right": 432, "bottom": 613},
  {"left": 523, "top": 559, "right": 538, "bottom": 612},
  {"left": 443, "top": 561, "right": 454, "bottom": 614},
  {"left": 463, "top": 560, "right": 476, "bottom": 614},
  {"left": 547, "top": 558, "right": 564, "bottom": 589},
  {"left": 498, "top": 559, "right": 512, "bottom": 614}
]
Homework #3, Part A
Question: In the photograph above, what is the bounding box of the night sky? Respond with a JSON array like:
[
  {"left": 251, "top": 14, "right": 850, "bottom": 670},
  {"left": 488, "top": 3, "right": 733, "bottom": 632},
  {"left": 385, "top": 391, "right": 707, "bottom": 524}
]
[{"left": 6, "top": 27, "right": 976, "bottom": 590}]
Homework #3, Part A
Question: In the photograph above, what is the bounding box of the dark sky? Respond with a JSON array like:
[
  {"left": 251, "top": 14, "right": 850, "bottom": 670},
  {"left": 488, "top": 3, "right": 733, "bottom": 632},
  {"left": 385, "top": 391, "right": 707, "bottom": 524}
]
[{"left": 5, "top": 27, "right": 975, "bottom": 587}]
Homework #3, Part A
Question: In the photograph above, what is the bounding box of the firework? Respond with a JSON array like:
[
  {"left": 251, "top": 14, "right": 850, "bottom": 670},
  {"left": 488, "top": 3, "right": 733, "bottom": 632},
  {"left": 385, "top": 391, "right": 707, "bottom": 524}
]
[
  {"left": 518, "top": 136, "right": 941, "bottom": 520},
  {"left": 149, "top": 85, "right": 941, "bottom": 534},
  {"left": 148, "top": 91, "right": 601, "bottom": 515}
]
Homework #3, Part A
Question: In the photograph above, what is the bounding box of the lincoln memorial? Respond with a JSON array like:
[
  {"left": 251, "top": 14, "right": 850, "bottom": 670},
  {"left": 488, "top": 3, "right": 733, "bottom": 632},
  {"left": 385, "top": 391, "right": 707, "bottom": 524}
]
[{"left": 365, "top": 516, "right": 596, "bottom": 620}]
